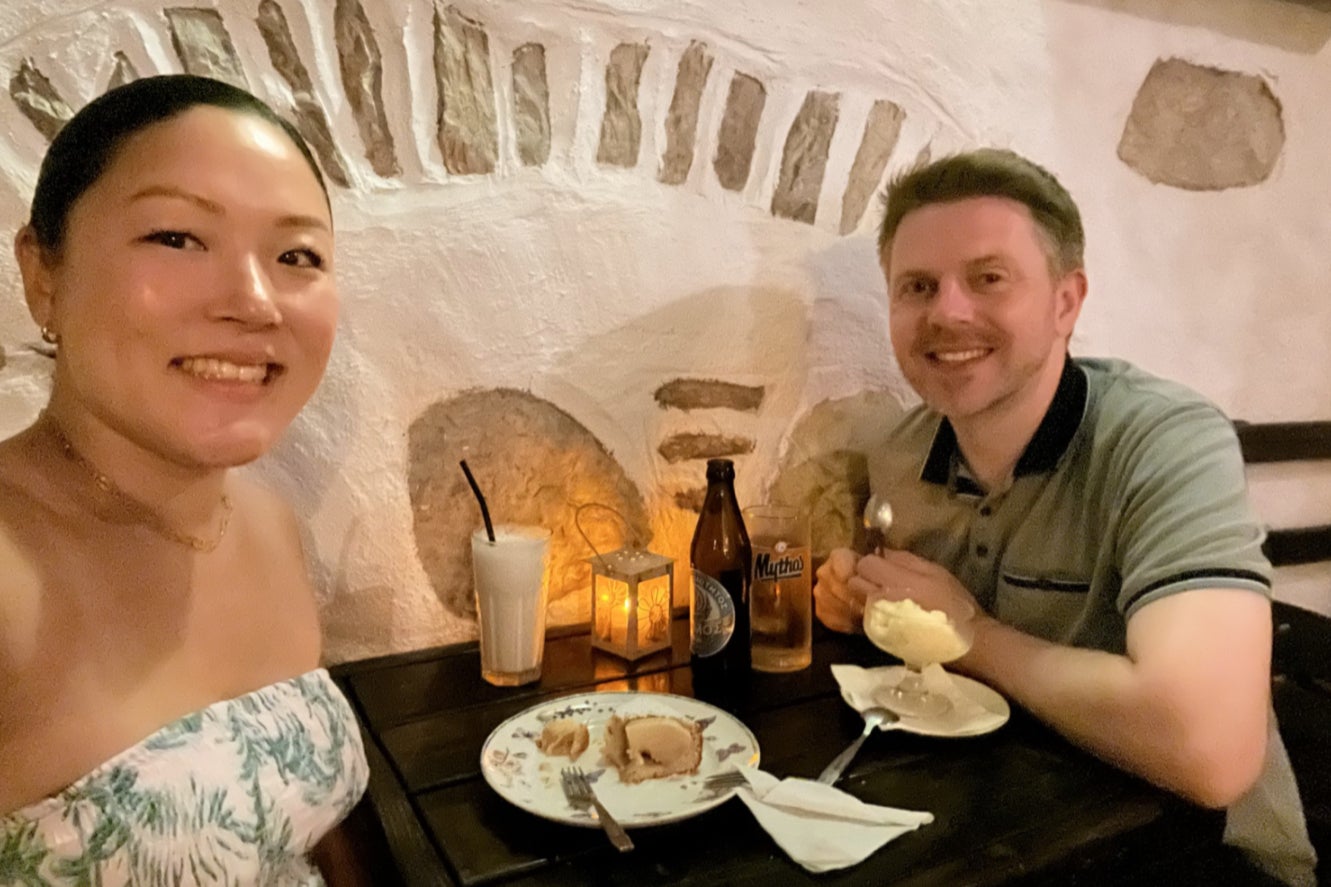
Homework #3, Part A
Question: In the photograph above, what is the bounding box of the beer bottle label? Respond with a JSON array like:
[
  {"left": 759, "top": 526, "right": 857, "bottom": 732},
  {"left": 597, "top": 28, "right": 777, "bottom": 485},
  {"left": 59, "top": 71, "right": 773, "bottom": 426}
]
[{"left": 691, "top": 569, "right": 736, "bottom": 657}]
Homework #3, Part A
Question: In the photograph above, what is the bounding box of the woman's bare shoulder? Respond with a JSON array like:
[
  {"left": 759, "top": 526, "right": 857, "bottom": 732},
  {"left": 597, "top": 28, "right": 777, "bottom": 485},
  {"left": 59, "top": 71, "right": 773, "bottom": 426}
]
[
  {"left": 0, "top": 436, "right": 49, "bottom": 681},
  {"left": 230, "top": 476, "right": 305, "bottom": 549},
  {"left": 225, "top": 475, "right": 324, "bottom": 660}
]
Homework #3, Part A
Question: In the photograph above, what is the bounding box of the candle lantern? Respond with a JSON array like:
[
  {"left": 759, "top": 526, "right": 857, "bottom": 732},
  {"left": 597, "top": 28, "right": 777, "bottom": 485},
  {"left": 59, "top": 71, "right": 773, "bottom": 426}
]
[{"left": 589, "top": 547, "right": 675, "bottom": 660}]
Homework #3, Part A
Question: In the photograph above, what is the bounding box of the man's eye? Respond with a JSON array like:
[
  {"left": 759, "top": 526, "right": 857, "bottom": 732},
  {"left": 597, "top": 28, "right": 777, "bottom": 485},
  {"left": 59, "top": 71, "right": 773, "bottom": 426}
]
[
  {"left": 143, "top": 230, "right": 199, "bottom": 250},
  {"left": 279, "top": 248, "right": 325, "bottom": 270},
  {"left": 898, "top": 279, "right": 935, "bottom": 298}
]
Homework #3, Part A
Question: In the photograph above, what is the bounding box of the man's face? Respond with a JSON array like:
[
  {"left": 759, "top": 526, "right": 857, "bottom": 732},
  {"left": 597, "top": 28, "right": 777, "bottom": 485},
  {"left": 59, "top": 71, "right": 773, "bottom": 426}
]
[{"left": 885, "top": 196, "right": 1084, "bottom": 427}]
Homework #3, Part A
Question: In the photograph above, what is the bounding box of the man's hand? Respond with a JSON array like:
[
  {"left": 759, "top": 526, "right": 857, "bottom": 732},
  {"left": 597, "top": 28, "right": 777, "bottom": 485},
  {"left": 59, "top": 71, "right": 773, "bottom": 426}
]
[
  {"left": 813, "top": 548, "right": 863, "bottom": 633},
  {"left": 850, "top": 549, "right": 982, "bottom": 621}
]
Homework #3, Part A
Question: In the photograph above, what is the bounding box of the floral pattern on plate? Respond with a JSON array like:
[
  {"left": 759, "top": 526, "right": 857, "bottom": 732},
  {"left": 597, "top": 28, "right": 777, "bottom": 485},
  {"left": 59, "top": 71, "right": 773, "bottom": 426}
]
[{"left": 480, "top": 691, "right": 760, "bottom": 828}]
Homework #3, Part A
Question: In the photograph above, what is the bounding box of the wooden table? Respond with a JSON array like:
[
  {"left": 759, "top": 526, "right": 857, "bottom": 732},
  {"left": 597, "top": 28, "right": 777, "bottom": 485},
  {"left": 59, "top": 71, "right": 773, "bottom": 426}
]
[{"left": 327, "top": 614, "right": 1304, "bottom": 886}]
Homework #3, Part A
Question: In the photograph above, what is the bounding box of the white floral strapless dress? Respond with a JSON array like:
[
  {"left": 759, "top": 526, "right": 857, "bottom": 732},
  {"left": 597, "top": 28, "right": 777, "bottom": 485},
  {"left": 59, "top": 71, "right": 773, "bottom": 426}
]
[{"left": 0, "top": 669, "right": 368, "bottom": 886}]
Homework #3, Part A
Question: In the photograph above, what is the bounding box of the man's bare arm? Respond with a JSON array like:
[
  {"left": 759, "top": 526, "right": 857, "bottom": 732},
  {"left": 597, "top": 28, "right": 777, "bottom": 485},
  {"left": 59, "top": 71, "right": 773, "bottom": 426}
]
[{"left": 854, "top": 551, "right": 1271, "bottom": 808}]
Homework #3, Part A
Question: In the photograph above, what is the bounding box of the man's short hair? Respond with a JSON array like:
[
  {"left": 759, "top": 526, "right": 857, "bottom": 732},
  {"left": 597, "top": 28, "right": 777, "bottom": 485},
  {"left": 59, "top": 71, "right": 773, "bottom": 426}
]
[{"left": 878, "top": 148, "right": 1085, "bottom": 277}]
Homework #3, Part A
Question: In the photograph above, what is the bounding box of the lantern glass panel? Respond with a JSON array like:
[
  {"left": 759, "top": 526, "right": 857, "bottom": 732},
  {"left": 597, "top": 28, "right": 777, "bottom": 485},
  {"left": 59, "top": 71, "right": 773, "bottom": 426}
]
[{"left": 588, "top": 548, "right": 674, "bottom": 660}]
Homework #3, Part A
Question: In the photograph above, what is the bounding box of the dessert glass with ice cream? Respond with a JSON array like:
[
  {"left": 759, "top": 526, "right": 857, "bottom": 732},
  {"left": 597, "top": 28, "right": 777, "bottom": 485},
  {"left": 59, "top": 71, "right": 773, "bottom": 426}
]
[{"left": 862, "top": 587, "right": 975, "bottom": 719}]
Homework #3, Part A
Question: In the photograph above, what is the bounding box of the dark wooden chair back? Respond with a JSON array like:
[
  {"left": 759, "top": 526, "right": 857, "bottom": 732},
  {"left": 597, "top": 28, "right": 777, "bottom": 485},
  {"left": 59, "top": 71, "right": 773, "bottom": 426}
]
[
  {"left": 1236, "top": 420, "right": 1331, "bottom": 868},
  {"left": 1236, "top": 420, "right": 1331, "bottom": 569}
]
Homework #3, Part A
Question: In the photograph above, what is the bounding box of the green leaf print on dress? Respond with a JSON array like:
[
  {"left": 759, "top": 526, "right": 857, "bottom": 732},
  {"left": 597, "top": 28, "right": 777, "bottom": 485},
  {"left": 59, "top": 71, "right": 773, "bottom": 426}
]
[{"left": 0, "top": 669, "right": 368, "bottom": 887}]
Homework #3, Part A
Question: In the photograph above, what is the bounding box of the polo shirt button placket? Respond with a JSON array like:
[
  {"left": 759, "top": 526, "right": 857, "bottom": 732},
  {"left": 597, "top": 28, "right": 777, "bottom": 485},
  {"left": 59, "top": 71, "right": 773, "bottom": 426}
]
[{"left": 972, "top": 500, "right": 994, "bottom": 559}]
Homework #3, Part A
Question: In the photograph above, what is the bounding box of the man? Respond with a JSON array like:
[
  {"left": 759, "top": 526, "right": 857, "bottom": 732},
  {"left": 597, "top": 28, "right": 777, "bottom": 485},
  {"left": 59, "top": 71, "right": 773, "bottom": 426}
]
[{"left": 814, "top": 148, "right": 1316, "bottom": 885}]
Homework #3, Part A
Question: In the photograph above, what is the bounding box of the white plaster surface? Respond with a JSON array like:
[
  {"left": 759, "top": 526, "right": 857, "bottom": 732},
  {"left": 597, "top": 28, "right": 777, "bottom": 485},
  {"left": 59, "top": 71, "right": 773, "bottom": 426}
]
[{"left": 0, "top": 0, "right": 1326, "bottom": 663}]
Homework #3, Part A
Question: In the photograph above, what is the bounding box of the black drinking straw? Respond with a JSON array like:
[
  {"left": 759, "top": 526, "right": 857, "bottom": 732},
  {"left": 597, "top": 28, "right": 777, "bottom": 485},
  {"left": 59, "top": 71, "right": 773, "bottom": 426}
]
[{"left": 459, "top": 460, "right": 496, "bottom": 542}]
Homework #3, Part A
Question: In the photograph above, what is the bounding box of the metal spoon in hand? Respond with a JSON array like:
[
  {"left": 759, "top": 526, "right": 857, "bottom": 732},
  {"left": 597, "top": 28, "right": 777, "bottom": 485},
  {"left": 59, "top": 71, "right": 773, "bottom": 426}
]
[
  {"left": 817, "top": 706, "right": 899, "bottom": 784},
  {"left": 862, "top": 494, "right": 894, "bottom": 554}
]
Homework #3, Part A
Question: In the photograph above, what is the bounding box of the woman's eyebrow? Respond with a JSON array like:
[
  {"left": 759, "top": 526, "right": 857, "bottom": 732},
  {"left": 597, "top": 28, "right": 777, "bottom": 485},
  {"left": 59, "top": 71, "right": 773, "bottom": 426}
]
[
  {"left": 275, "top": 214, "right": 331, "bottom": 232},
  {"left": 128, "top": 184, "right": 224, "bottom": 214},
  {"left": 127, "top": 184, "right": 329, "bottom": 232}
]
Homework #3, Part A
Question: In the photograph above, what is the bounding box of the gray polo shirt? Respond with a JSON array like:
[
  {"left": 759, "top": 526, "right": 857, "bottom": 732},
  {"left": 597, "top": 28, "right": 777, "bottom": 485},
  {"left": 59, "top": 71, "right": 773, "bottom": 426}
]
[
  {"left": 870, "top": 356, "right": 1315, "bottom": 885},
  {"left": 872, "top": 356, "right": 1270, "bottom": 651}
]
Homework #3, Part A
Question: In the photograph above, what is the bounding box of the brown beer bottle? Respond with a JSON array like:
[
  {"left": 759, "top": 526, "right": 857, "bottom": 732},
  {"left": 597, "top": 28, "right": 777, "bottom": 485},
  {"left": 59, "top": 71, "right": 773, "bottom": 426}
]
[{"left": 689, "top": 459, "right": 752, "bottom": 692}]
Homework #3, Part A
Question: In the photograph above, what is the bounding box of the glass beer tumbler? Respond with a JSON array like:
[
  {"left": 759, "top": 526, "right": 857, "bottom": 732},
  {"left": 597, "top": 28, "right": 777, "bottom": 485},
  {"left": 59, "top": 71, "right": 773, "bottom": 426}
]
[{"left": 744, "top": 505, "right": 812, "bottom": 672}]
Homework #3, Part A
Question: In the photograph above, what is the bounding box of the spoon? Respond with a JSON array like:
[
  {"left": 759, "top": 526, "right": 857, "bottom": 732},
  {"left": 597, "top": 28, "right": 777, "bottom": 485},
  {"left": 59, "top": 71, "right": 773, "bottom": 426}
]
[
  {"left": 816, "top": 706, "right": 898, "bottom": 784},
  {"left": 862, "top": 494, "right": 894, "bottom": 554}
]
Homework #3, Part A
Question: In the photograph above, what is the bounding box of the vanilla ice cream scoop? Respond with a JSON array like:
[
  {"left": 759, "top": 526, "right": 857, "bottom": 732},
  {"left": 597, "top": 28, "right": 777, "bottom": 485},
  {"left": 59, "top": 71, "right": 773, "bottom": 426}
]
[{"left": 864, "top": 597, "right": 972, "bottom": 668}]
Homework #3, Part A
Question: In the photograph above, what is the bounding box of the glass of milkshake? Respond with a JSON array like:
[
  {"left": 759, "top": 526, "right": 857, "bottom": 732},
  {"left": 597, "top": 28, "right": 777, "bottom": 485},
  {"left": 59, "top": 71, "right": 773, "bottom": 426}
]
[{"left": 472, "top": 525, "right": 551, "bottom": 686}]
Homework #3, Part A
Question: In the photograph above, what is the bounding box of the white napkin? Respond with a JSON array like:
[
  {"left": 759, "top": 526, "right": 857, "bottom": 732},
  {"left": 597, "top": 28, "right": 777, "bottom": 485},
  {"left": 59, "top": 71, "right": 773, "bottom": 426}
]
[
  {"left": 832, "top": 663, "right": 1008, "bottom": 735},
  {"left": 730, "top": 765, "right": 932, "bottom": 872}
]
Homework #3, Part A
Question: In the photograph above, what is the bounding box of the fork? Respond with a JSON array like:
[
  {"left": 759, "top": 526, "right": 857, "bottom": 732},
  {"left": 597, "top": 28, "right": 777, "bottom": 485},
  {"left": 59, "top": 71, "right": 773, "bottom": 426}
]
[
  {"left": 560, "top": 767, "right": 634, "bottom": 852},
  {"left": 702, "top": 769, "right": 749, "bottom": 792}
]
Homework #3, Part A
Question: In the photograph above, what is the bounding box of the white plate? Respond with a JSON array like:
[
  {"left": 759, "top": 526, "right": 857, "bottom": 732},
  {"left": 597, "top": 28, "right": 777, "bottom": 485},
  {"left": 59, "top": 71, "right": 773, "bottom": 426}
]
[
  {"left": 836, "top": 665, "right": 1010, "bottom": 738},
  {"left": 480, "top": 691, "right": 761, "bottom": 828}
]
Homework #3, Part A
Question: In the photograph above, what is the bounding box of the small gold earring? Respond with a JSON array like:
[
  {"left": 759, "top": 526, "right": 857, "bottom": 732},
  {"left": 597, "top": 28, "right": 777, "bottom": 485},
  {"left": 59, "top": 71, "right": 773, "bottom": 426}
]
[{"left": 40, "top": 325, "right": 59, "bottom": 345}]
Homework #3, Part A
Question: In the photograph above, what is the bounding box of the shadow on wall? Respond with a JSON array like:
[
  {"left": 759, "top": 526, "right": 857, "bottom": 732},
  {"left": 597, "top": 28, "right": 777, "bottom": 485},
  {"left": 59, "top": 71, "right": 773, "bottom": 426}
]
[
  {"left": 1061, "top": 0, "right": 1331, "bottom": 53},
  {"left": 399, "top": 281, "right": 909, "bottom": 640},
  {"left": 546, "top": 282, "right": 810, "bottom": 572}
]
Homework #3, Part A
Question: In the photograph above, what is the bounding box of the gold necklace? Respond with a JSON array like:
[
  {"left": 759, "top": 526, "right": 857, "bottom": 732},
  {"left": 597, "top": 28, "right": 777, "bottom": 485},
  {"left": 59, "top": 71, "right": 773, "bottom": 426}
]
[{"left": 46, "top": 418, "right": 233, "bottom": 553}]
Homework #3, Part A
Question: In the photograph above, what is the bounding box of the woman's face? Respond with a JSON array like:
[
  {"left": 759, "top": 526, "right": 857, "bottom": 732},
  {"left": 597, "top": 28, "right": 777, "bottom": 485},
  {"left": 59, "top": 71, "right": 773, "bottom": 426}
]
[{"left": 24, "top": 104, "right": 338, "bottom": 469}]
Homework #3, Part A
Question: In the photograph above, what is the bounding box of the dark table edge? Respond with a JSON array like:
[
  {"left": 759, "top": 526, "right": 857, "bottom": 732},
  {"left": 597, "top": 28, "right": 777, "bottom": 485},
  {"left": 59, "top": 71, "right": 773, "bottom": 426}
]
[{"left": 340, "top": 679, "right": 458, "bottom": 887}]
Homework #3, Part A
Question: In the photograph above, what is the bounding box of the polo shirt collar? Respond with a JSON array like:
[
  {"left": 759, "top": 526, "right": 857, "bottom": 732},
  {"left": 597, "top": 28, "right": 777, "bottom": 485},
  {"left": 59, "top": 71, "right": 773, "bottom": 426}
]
[{"left": 920, "top": 356, "right": 1088, "bottom": 488}]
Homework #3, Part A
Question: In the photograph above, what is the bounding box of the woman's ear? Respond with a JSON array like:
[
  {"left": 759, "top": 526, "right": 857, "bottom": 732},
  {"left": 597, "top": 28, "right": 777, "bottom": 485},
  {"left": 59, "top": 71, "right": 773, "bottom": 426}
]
[{"left": 15, "top": 225, "right": 58, "bottom": 331}]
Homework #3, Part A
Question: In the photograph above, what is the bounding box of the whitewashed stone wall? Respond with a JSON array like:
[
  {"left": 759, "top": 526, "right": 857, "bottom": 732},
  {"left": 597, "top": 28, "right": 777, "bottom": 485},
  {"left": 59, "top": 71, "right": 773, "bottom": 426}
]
[{"left": 0, "top": 0, "right": 1326, "bottom": 662}]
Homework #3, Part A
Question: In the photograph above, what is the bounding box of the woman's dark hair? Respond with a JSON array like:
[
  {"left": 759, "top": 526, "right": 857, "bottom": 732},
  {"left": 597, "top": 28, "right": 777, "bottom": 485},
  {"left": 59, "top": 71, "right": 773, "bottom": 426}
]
[
  {"left": 28, "top": 74, "right": 327, "bottom": 252},
  {"left": 879, "top": 148, "right": 1084, "bottom": 277}
]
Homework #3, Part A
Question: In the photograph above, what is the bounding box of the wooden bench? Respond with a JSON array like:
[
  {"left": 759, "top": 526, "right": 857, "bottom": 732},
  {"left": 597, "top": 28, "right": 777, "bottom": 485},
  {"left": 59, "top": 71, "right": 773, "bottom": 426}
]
[
  {"left": 1237, "top": 420, "right": 1331, "bottom": 572},
  {"left": 1236, "top": 420, "right": 1331, "bottom": 869}
]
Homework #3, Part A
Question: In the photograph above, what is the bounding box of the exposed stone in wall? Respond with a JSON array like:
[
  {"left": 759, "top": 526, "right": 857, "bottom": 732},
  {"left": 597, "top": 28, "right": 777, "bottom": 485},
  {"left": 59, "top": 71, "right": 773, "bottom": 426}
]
[
  {"left": 9, "top": 61, "right": 72, "bottom": 141},
  {"left": 713, "top": 72, "right": 765, "bottom": 191},
  {"left": 333, "top": 0, "right": 400, "bottom": 178},
  {"left": 408, "top": 388, "right": 649, "bottom": 619},
  {"left": 840, "top": 99, "right": 905, "bottom": 235},
  {"left": 164, "top": 7, "right": 247, "bottom": 88},
  {"left": 596, "top": 42, "right": 650, "bottom": 168},
  {"left": 108, "top": 52, "right": 139, "bottom": 90},
  {"left": 658, "top": 41, "right": 712, "bottom": 185},
  {"left": 256, "top": 0, "right": 352, "bottom": 188},
  {"left": 771, "top": 450, "right": 869, "bottom": 556},
  {"left": 914, "top": 142, "right": 932, "bottom": 169},
  {"left": 433, "top": 4, "right": 498, "bottom": 175},
  {"left": 771, "top": 90, "right": 839, "bottom": 224},
  {"left": 1118, "top": 57, "right": 1283, "bottom": 191},
  {"left": 4, "top": 10, "right": 913, "bottom": 244},
  {"left": 657, "top": 432, "right": 755, "bottom": 463},
  {"left": 512, "top": 43, "right": 550, "bottom": 167},
  {"left": 654, "top": 378, "right": 764, "bottom": 412},
  {"left": 768, "top": 390, "right": 905, "bottom": 558}
]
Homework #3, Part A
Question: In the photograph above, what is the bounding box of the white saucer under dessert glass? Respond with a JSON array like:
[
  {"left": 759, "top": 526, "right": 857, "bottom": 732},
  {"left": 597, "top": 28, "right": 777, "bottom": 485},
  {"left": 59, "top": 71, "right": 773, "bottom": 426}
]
[{"left": 480, "top": 691, "right": 761, "bottom": 828}]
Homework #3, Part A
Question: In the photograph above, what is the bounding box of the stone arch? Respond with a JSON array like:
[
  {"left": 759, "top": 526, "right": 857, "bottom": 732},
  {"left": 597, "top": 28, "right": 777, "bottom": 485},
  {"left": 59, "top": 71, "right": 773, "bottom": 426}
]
[{"left": 407, "top": 387, "right": 650, "bottom": 620}]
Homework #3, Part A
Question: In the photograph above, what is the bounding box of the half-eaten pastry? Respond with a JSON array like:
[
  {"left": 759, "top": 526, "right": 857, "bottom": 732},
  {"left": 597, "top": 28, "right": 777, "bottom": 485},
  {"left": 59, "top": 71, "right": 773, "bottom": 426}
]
[
  {"left": 602, "top": 714, "right": 703, "bottom": 783},
  {"left": 537, "top": 717, "right": 590, "bottom": 759}
]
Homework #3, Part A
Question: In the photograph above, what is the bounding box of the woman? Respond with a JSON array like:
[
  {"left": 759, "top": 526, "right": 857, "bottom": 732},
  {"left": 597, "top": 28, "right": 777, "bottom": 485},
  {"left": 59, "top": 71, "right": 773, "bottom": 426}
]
[{"left": 0, "top": 75, "right": 367, "bottom": 884}]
